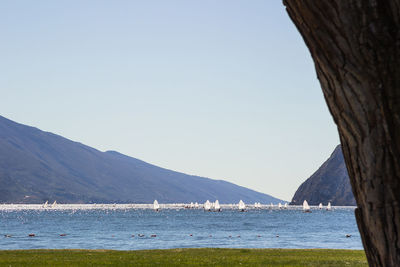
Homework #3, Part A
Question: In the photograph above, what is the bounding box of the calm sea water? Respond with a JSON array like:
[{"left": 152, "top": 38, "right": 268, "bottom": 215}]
[{"left": 0, "top": 206, "right": 363, "bottom": 250}]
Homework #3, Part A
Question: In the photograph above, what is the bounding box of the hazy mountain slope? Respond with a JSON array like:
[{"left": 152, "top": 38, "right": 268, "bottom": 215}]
[
  {"left": 290, "top": 145, "right": 356, "bottom": 206},
  {"left": 0, "top": 115, "right": 282, "bottom": 204}
]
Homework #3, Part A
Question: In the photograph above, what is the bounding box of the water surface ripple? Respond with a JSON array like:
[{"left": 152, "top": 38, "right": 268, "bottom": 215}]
[{"left": 0, "top": 206, "right": 363, "bottom": 250}]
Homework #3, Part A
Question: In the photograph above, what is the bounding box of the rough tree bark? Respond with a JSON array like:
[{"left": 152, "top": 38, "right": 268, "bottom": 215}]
[{"left": 283, "top": 1, "right": 400, "bottom": 266}]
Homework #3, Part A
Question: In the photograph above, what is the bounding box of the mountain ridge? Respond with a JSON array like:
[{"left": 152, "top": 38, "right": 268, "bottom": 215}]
[
  {"left": 290, "top": 145, "right": 356, "bottom": 206},
  {"left": 0, "top": 115, "right": 282, "bottom": 204}
]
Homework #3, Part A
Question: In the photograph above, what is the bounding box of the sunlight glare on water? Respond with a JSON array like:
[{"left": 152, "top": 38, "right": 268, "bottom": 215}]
[{"left": 0, "top": 205, "right": 362, "bottom": 250}]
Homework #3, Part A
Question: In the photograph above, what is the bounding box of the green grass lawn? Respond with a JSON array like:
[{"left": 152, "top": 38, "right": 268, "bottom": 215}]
[{"left": 0, "top": 248, "right": 367, "bottom": 267}]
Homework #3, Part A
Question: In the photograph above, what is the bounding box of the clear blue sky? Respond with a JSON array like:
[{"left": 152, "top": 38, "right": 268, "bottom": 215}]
[{"left": 0, "top": 0, "right": 339, "bottom": 201}]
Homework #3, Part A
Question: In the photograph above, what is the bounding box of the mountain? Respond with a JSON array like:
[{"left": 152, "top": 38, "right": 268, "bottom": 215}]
[
  {"left": 290, "top": 145, "right": 356, "bottom": 206},
  {"left": 0, "top": 115, "right": 282, "bottom": 204}
]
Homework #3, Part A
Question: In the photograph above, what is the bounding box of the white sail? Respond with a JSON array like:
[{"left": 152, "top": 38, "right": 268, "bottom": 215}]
[
  {"left": 238, "top": 200, "right": 245, "bottom": 210},
  {"left": 43, "top": 201, "right": 48, "bottom": 208},
  {"left": 303, "top": 200, "right": 310, "bottom": 212},
  {"left": 204, "top": 200, "right": 211, "bottom": 211},
  {"left": 190, "top": 202, "right": 194, "bottom": 208},
  {"left": 284, "top": 203, "right": 288, "bottom": 209},
  {"left": 214, "top": 200, "right": 221, "bottom": 211},
  {"left": 51, "top": 200, "right": 57, "bottom": 208},
  {"left": 278, "top": 203, "right": 282, "bottom": 209},
  {"left": 319, "top": 203, "right": 323, "bottom": 209},
  {"left": 153, "top": 200, "right": 160, "bottom": 210},
  {"left": 326, "top": 202, "right": 332, "bottom": 211},
  {"left": 195, "top": 202, "right": 199, "bottom": 208}
]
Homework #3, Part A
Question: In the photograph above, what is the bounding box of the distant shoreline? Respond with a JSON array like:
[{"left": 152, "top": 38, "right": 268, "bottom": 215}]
[{"left": 0, "top": 203, "right": 358, "bottom": 210}]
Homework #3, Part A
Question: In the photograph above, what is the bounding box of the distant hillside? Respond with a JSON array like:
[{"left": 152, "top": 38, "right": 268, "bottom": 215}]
[
  {"left": 0, "top": 115, "right": 282, "bottom": 204},
  {"left": 290, "top": 145, "right": 356, "bottom": 206}
]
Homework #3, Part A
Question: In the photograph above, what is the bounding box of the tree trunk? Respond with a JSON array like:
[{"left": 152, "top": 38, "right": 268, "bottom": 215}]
[{"left": 283, "top": 1, "right": 400, "bottom": 266}]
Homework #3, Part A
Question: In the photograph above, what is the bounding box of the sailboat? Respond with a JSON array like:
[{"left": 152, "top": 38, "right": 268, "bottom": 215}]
[
  {"left": 214, "top": 200, "right": 221, "bottom": 212},
  {"left": 238, "top": 200, "right": 246, "bottom": 212},
  {"left": 204, "top": 200, "right": 211, "bottom": 211},
  {"left": 319, "top": 203, "right": 323, "bottom": 209},
  {"left": 284, "top": 203, "right": 288, "bottom": 209},
  {"left": 51, "top": 200, "right": 57, "bottom": 208},
  {"left": 42, "top": 201, "right": 48, "bottom": 208},
  {"left": 326, "top": 202, "right": 332, "bottom": 211},
  {"left": 278, "top": 203, "right": 282, "bottom": 209},
  {"left": 303, "top": 200, "right": 311, "bottom": 213},
  {"left": 189, "top": 202, "right": 194, "bottom": 209},
  {"left": 153, "top": 200, "right": 160, "bottom": 211},
  {"left": 194, "top": 202, "right": 199, "bottom": 209}
]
